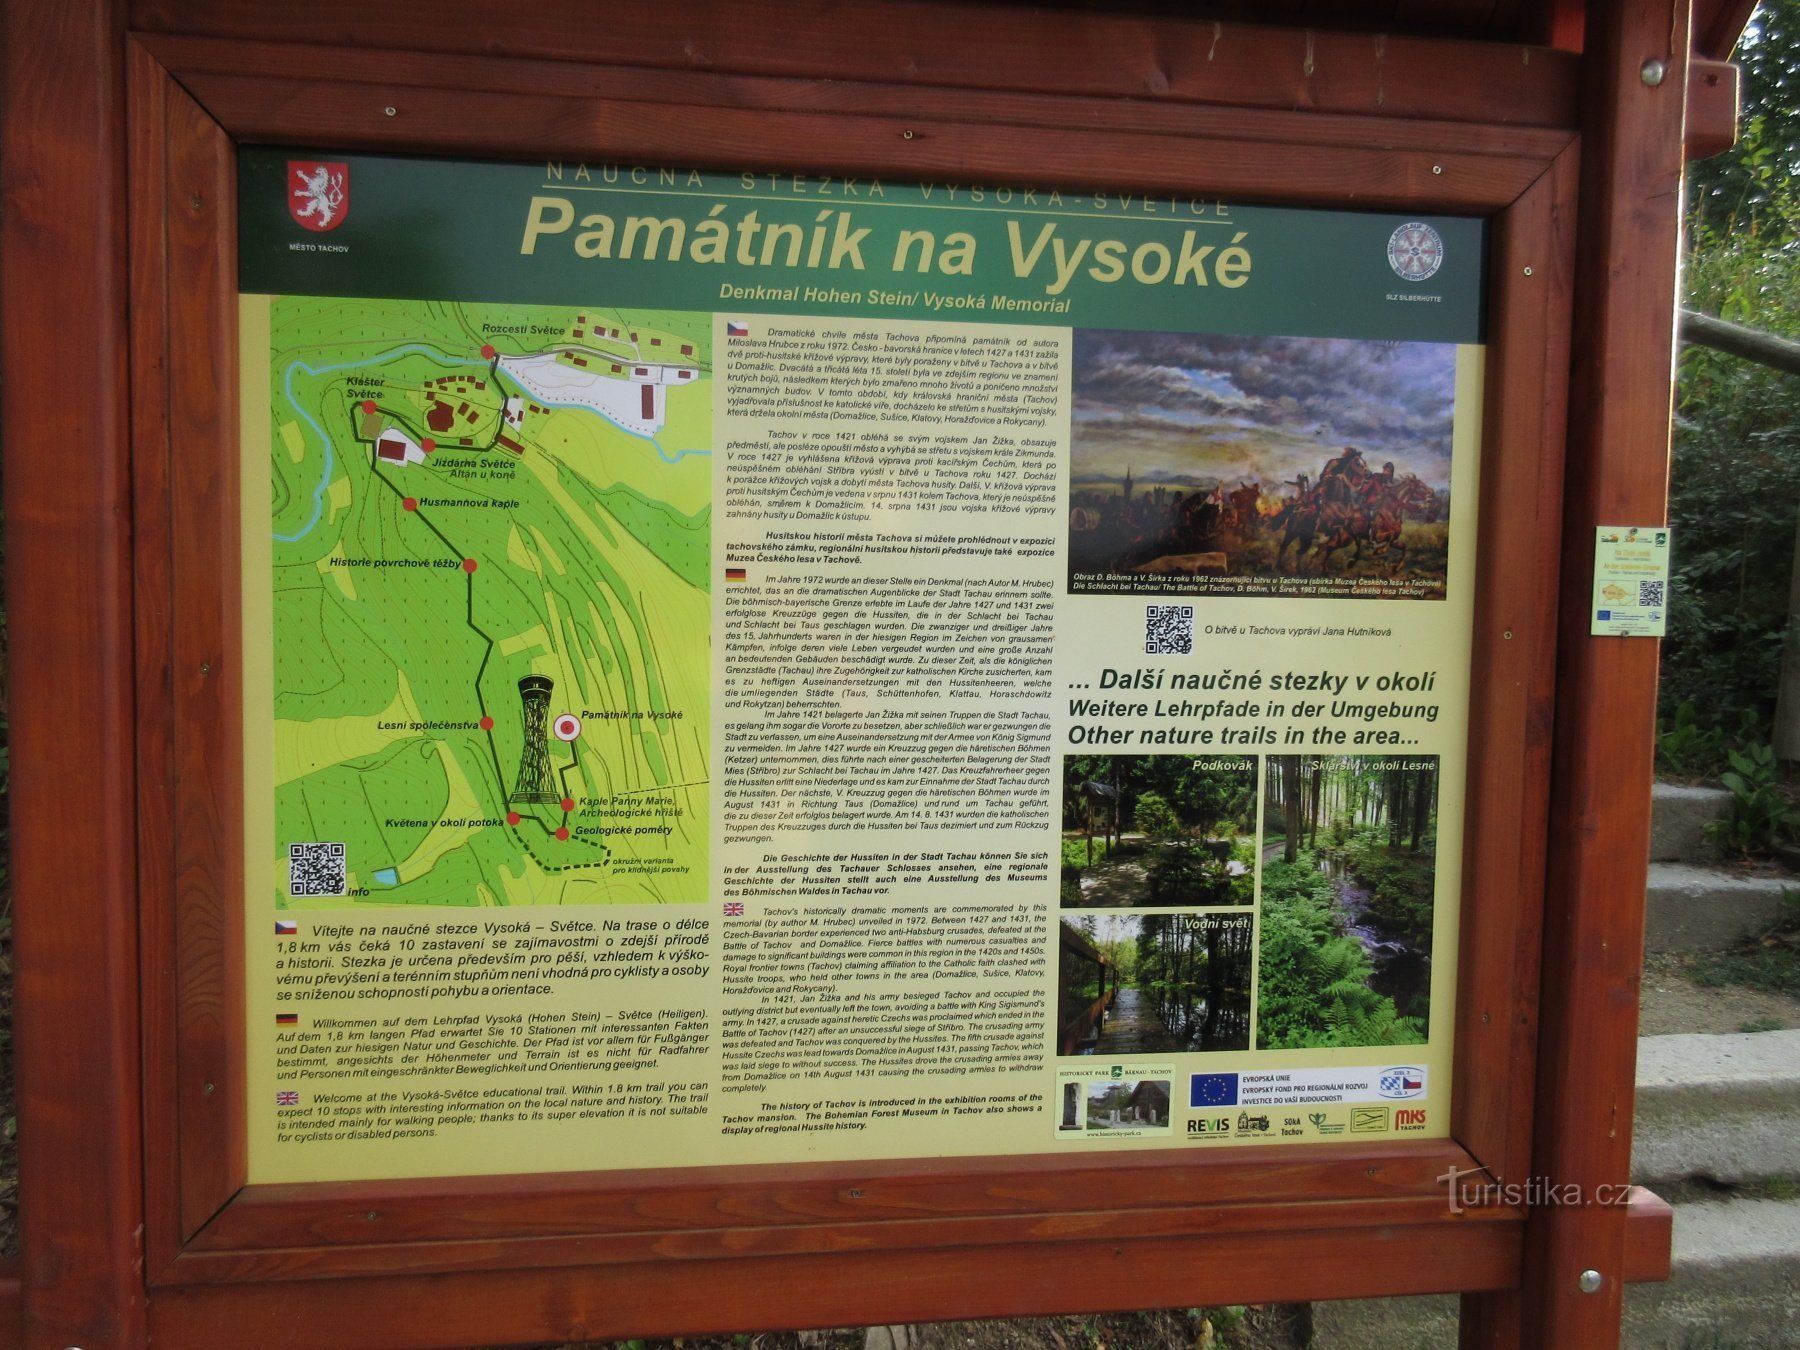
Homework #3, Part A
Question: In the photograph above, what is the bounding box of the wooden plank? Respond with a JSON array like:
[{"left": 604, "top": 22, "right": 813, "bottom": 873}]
[
  {"left": 1393, "top": 0, "right": 1501, "bottom": 25},
  {"left": 135, "top": 33, "right": 1579, "bottom": 165},
  {"left": 128, "top": 32, "right": 185, "bottom": 1283},
  {"left": 165, "top": 71, "right": 1553, "bottom": 214},
  {"left": 1621, "top": 1187, "right": 1674, "bottom": 1284},
  {"left": 190, "top": 1139, "right": 1477, "bottom": 1254},
  {"left": 169, "top": 1194, "right": 1515, "bottom": 1286},
  {"left": 1686, "top": 58, "right": 1740, "bottom": 161},
  {"left": 1450, "top": 146, "right": 1579, "bottom": 1190},
  {"left": 0, "top": 1, "right": 151, "bottom": 1346},
  {"left": 1692, "top": 0, "right": 1757, "bottom": 60},
  {"left": 148, "top": 1222, "right": 1522, "bottom": 1349},
  {"left": 0, "top": 1257, "right": 18, "bottom": 1350},
  {"left": 128, "top": 0, "right": 1581, "bottom": 129},
  {"left": 164, "top": 61, "right": 249, "bottom": 1243},
  {"left": 1516, "top": 0, "right": 1689, "bottom": 1342},
  {"left": 133, "top": 35, "right": 251, "bottom": 1270}
]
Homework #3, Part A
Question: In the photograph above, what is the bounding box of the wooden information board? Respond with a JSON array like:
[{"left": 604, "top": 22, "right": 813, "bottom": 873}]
[{"left": 1, "top": 2, "right": 1722, "bottom": 1346}]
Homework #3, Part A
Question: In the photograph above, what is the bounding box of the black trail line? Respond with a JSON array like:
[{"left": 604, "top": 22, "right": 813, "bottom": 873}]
[
  {"left": 363, "top": 424, "right": 511, "bottom": 798},
  {"left": 357, "top": 388, "right": 609, "bottom": 877}
]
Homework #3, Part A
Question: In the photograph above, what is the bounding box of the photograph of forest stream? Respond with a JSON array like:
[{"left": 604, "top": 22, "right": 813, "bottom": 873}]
[
  {"left": 1256, "top": 755, "right": 1437, "bottom": 1048},
  {"left": 1058, "top": 911, "right": 1253, "bottom": 1056}
]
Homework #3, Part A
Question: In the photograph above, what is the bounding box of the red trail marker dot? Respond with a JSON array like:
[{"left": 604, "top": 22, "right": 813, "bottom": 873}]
[
  {"left": 506, "top": 811, "right": 521, "bottom": 826},
  {"left": 402, "top": 497, "right": 418, "bottom": 512},
  {"left": 462, "top": 558, "right": 478, "bottom": 573},
  {"left": 361, "top": 399, "right": 376, "bottom": 413},
  {"left": 422, "top": 437, "right": 436, "bottom": 453},
  {"left": 555, "top": 826, "right": 570, "bottom": 841},
  {"left": 480, "top": 344, "right": 496, "bottom": 359},
  {"left": 560, "top": 796, "right": 575, "bottom": 813},
  {"left": 479, "top": 715, "right": 494, "bottom": 731}
]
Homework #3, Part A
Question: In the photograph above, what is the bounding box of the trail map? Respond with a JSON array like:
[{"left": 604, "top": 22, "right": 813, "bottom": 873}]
[{"left": 266, "top": 297, "right": 711, "bottom": 910}]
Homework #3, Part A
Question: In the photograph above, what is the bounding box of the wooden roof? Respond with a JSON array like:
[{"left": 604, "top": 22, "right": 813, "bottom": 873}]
[{"left": 985, "top": 0, "right": 1757, "bottom": 59}]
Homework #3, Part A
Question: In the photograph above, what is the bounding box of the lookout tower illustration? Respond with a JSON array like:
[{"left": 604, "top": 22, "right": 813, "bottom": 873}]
[{"left": 509, "top": 675, "right": 560, "bottom": 805}]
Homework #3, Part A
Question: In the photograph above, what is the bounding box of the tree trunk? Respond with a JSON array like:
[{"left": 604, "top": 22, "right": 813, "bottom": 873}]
[
  {"left": 1202, "top": 924, "right": 1223, "bottom": 1050},
  {"left": 1774, "top": 511, "right": 1800, "bottom": 761},
  {"left": 1282, "top": 757, "right": 1301, "bottom": 863},
  {"left": 1410, "top": 767, "right": 1434, "bottom": 851}
]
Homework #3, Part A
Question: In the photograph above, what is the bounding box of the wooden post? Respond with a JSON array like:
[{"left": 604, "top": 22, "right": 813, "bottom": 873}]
[
  {"left": 1, "top": 2, "right": 149, "bottom": 1347},
  {"left": 1466, "top": 0, "right": 1691, "bottom": 1345}
]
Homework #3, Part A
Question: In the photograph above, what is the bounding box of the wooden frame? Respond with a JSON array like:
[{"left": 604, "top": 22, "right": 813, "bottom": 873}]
[{"left": 3, "top": 2, "right": 1694, "bottom": 1346}]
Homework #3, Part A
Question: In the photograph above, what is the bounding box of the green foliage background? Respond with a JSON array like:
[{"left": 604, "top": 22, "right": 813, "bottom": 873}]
[
  {"left": 1062, "top": 755, "right": 1256, "bottom": 837},
  {"left": 1664, "top": 0, "right": 1800, "bottom": 749}
]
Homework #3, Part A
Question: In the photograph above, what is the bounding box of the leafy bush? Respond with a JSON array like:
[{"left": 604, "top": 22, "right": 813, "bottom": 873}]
[
  {"left": 1061, "top": 837, "right": 1109, "bottom": 872},
  {"left": 1656, "top": 700, "right": 1756, "bottom": 781},
  {"left": 1133, "top": 791, "right": 1181, "bottom": 841},
  {"left": 1145, "top": 843, "right": 1248, "bottom": 907},
  {"left": 1060, "top": 837, "right": 1108, "bottom": 905},
  {"left": 1706, "top": 743, "right": 1800, "bottom": 856},
  {"left": 1254, "top": 858, "right": 1424, "bottom": 1049}
]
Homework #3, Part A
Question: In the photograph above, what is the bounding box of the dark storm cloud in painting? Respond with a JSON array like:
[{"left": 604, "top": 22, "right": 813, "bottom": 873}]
[{"left": 1071, "top": 331, "right": 1460, "bottom": 491}]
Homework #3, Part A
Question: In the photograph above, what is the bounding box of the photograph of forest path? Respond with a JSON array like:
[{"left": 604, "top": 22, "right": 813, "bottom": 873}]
[
  {"left": 1058, "top": 912, "right": 1252, "bottom": 1056},
  {"left": 1062, "top": 754, "right": 1257, "bottom": 908},
  {"left": 1067, "top": 331, "right": 1457, "bottom": 600},
  {"left": 1256, "top": 755, "right": 1437, "bottom": 1049}
]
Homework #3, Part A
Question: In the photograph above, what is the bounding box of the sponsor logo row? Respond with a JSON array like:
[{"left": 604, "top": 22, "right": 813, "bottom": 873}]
[{"left": 1185, "top": 1104, "right": 1429, "bottom": 1139}]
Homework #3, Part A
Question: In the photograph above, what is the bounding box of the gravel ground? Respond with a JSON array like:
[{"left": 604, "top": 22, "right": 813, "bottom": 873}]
[
  {"left": 511, "top": 1307, "right": 1309, "bottom": 1350},
  {"left": 1640, "top": 951, "right": 1800, "bottom": 1034}
]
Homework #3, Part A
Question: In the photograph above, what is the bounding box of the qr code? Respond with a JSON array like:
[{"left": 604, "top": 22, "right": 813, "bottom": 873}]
[
  {"left": 1145, "top": 605, "right": 1194, "bottom": 655},
  {"left": 1638, "top": 580, "right": 1666, "bottom": 607},
  {"left": 288, "top": 842, "right": 347, "bottom": 897}
]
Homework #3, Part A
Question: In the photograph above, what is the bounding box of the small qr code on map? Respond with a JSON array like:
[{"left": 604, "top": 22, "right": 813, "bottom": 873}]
[
  {"left": 288, "top": 842, "right": 347, "bottom": 897},
  {"left": 1145, "top": 605, "right": 1194, "bottom": 655},
  {"left": 1638, "top": 580, "right": 1666, "bottom": 607}
]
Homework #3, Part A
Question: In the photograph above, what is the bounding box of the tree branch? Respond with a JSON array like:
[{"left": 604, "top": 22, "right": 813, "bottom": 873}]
[{"left": 1680, "top": 307, "right": 1800, "bottom": 376}]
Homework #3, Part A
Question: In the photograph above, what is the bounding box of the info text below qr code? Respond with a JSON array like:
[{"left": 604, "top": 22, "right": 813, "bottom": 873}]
[
  {"left": 289, "top": 842, "right": 347, "bottom": 897},
  {"left": 1638, "top": 579, "right": 1666, "bottom": 607},
  {"left": 1145, "top": 605, "right": 1194, "bottom": 655}
]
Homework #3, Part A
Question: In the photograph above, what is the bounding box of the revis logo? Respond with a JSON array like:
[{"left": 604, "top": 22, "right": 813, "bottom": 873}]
[{"left": 1378, "top": 1067, "right": 1426, "bottom": 1099}]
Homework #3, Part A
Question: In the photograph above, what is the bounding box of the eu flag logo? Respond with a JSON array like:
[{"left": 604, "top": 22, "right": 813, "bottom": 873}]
[{"left": 1190, "top": 1073, "right": 1238, "bottom": 1107}]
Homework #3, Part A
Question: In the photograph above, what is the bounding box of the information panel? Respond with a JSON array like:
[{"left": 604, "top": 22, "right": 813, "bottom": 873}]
[{"left": 241, "top": 151, "right": 1483, "bottom": 1181}]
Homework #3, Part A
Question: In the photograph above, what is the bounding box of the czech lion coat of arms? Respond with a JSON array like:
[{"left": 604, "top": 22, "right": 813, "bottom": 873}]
[{"left": 288, "top": 160, "right": 349, "bottom": 232}]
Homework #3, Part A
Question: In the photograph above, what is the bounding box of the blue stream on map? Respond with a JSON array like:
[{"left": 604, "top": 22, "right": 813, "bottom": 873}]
[{"left": 276, "top": 345, "right": 484, "bottom": 543}]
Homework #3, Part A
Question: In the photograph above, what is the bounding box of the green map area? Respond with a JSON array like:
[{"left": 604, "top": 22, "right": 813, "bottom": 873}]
[{"left": 266, "top": 297, "right": 711, "bottom": 909}]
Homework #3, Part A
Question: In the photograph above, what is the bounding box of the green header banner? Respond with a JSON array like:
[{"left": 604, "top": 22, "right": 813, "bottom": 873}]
[{"left": 240, "top": 149, "right": 1485, "bottom": 341}]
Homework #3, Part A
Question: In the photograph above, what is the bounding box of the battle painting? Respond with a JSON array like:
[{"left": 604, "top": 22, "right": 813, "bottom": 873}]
[{"left": 1067, "top": 331, "right": 1460, "bottom": 600}]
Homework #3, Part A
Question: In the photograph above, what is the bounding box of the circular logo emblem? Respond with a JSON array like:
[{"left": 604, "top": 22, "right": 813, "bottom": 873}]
[
  {"left": 1387, "top": 222, "right": 1444, "bottom": 281},
  {"left": 552, "top": 713, "right": 583, "bottom": 743}
]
